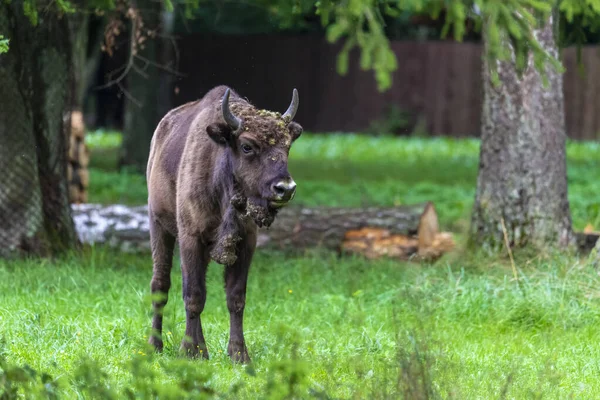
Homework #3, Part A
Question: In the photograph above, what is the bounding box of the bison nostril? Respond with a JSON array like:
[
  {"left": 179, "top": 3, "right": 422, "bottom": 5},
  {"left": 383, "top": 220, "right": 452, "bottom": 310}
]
[
  {"left": 272, "top": 179, "right": 297, "bottom": 200},
  {"left": 273, "top": 183, "right": 286, "bottom": 196}
]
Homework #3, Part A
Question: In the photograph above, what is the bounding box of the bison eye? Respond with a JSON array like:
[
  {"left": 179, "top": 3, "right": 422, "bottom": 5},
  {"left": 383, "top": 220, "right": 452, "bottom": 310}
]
[{"left": 241, "top": 144, "right": 253, "bottom": 154}]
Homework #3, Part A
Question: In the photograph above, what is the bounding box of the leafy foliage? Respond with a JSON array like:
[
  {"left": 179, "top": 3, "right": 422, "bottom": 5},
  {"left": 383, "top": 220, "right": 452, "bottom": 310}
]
[
  {"left": 0, "top": 0, "right": 594, "bottom": 90},
  {"left": 0, "top": 35, "right": 8, "bottom": 54},
  {"left": 6, "top": 0, "right": 600, "bottom": 90}
]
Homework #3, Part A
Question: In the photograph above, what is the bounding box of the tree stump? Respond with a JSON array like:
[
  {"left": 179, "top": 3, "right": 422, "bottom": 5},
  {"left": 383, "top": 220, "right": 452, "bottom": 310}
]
[{"left": 67, "top": 110, "right": 90, "bottom": 204}]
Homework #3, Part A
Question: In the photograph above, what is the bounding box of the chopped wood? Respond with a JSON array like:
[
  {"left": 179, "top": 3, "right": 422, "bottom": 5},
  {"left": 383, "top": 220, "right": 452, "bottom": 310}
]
[
  {"left": 66, "top": 109, "right": 90, "bottom": 204},
  {"left": 256, "top": 202, "right": 455, "bottom": 262},
  {"left": 417, "top": 202, "right": 438, "bottom": 249},
  {"left": 78, "top": 141, "right": 90, "bottom": 168},
  {"left": 340, "top": 203, "right": 454, "bottom": 262},
  {"left": 69, "top": 134, "right": 78, "bottom": 162},
  {"left": 70, "top": 110, "right": 85, "bottom": 139},
  {"left": 77, "top": 168, "right": 90, "bottom": 188},
  {"left": 78, "top": 189, "right": 88, "bottom": 204},
  {"left": 69, "top": 185, "right": 80, "bottom": 204}
]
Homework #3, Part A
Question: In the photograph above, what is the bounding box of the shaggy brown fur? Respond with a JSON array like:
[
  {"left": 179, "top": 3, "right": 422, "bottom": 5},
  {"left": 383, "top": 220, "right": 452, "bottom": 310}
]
[{"left": 146, "top": 85, "right": 302, "bottom": 363}]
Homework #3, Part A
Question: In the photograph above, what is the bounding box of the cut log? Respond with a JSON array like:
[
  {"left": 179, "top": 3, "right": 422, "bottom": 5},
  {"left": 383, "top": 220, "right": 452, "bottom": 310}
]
[
  {"left": 71, "top": 202, "right": 455, "bottom": 261},
  {"left": 68, "top": 134, "right": 78, "bottom": 162},
  {"left": 77, "top": 168, "right": 90, "bottom": 188},
  {"left": 258, "top": 202, "right": 454, "bottom": 261},
  {"left": 67, "top": 163, "right": 73, "bottom": 181},
  {"left": 257, "top": 203, "right": 430, "bottom": 250},
  {"left": 78, "top": 189, "right": 88, "bottom": 204},
  {"left": 66, "top": 109, "right": 90, "bottom": 204},
  {"left": 69, "top": 186, "right": 80, "bottom": 205},
  {"left": 338, "top": 203, "right": 454, "bottom": 262},
  {"left": 70, "top": 110, "right": 85, "bottom": 139},
  {"left": 78, "top": 141, "right": 90, "bottom": 167}
]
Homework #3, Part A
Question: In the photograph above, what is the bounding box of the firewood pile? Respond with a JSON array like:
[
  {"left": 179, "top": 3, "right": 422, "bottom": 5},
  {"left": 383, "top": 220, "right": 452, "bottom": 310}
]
[
  {"left": 67, "top": 110, "right": 90, "bottom": 204},
  {"left": 340, "top": 203, "right": 455, "bottom": 262}
]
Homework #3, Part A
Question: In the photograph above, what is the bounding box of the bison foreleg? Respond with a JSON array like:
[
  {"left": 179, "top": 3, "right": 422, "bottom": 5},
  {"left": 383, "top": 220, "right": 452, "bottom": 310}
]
[
  {"left": 210, "top": 204, "right": 243, "bottom": 266},
  {"left": 224, "top": 235, "right": 255, "bottom": 364},
  {"left": 179, "top": 234, "right": 211, "bottom": 359}
]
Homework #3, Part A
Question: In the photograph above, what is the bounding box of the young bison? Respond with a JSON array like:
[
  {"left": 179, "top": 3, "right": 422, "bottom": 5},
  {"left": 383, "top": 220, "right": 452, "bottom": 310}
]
[{"left": 146, "top": 86, "right": 302, "bottom": 363}]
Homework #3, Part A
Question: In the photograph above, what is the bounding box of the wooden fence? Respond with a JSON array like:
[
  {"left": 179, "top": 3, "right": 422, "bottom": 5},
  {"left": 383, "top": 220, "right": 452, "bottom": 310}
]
[{"left": 172, "top": 34, "right": 600, "bottom": 140}]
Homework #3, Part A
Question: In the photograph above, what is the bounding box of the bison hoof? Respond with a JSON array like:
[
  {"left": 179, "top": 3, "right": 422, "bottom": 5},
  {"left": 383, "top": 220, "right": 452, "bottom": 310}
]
[
  {"left": 228, "top": 342, "right": 251, "bottom": 364},
  {"left": 180, "top": 340, "right": 210, "bottom": 360},
  {"left": 148, "top": 335, "right": 164, "bottom": 352}
]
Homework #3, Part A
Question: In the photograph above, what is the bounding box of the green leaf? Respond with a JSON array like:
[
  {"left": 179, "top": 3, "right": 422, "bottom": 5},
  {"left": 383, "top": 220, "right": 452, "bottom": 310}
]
[
  {"left": 0, "top": 35, "right": 8, "bottom": 54},
  {"left": 326, "top": 19, "right": 348, "bottom": 43},
  {"left": 336, "top": 38, "right": 355, "bottom": 76},
  {"left": 23, "top": 0, "right": 38, "bottom": 26}
]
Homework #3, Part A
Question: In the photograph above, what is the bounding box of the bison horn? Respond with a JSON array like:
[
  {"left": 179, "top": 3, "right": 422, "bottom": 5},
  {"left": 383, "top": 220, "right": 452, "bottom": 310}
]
[
  {"left": 281, "top": 88, "right": 299, "bottom": 122},
  {"left": 222, "top": 88, "right": 242, "bottom": 132}
]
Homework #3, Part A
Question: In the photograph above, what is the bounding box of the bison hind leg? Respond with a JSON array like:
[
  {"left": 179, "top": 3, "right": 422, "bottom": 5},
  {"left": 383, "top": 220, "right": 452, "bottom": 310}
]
[{"left": 148, "top": 217, "right": 176, "bottom": 352}]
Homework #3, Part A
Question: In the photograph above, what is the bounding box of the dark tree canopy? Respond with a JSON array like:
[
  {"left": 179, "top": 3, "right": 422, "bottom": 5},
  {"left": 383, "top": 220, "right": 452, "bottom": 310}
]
[{"left": 3, "top": 0, "right": 600, "bottom": 90}]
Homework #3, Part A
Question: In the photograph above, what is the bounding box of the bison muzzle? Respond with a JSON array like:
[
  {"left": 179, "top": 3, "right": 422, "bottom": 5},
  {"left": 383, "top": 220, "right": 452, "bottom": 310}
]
[{"left": 146, "top": 85, "right": 302, "bottom": 363}]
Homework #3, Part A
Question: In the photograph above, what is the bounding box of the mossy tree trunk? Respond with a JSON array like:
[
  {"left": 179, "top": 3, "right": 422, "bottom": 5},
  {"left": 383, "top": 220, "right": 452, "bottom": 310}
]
[
  {"left": 120, "top": 0, "right": 167, "bottom": 172},
  {"left": 0, "top": 2, "right": 78, "bottom": 257},
  {"left": 470, "top": 12, "right": 574, "bottom": 251}
]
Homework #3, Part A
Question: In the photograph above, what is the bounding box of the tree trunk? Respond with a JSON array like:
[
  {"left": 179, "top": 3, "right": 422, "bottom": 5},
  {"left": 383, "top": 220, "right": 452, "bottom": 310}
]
[
  {"left": 0, "top": 2, "right": 78, "bottom": 257},
  {"left": 470, "top": 13, "right": 574, "bottom": 251},
  {"left": 68, "top": 12, "right": 89, "bottom": 111},
  {"left": 120, "top": 0, "right": 165, "bottom": 172}
]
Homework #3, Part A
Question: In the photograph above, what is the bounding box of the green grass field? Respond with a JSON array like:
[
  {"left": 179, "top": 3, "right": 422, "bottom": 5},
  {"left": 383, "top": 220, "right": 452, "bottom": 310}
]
[{"left": 1, "top": 131, "right": 599, "bottom": 398}]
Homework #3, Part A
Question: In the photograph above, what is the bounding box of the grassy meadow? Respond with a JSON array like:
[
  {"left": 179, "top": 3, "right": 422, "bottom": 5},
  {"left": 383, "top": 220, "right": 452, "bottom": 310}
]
[
  {"left": 86, "top": 129, "right": 600, "bottom": 232},
  {"left": 1, "top": 130, "right": 599, "bottom": 398}
]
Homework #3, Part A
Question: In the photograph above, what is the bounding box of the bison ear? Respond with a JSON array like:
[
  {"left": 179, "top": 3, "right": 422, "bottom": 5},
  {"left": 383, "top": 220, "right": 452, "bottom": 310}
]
[
  {"left": 206, "top": 123, "right": 234, "bottom": 146},
  {"left": 288, "top": 121, "right": 303, "bottom": 142}
]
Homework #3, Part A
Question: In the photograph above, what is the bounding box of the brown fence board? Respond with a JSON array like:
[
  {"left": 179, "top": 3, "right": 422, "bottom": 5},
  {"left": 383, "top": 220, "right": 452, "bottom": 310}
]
[{"left": 173, "top": 34, "right": 600, "bottom": 140}]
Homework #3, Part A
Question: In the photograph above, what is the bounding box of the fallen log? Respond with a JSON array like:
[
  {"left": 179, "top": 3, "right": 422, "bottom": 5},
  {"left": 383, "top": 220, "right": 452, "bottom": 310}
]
[
  {"left": 257, "top": 202, "right": 454, "bottom": 261},
  {"left": 71, "top": 202, "right": 455, "bottom": 261}
]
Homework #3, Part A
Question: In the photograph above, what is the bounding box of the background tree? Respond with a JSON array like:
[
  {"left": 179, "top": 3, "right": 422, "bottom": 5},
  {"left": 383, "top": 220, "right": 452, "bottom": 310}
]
[
  {"left": 0, "top": 1, "right": 77, "bottom": 257},
  {"left": 470, "top": 8, "right": 573, "bottom": 250},
  {"left": 119, "top": 0, "right": 165, "bottom": 171}
]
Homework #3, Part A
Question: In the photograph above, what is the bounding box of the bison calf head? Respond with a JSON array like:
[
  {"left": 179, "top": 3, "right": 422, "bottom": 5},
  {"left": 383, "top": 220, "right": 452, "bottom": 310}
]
[{"left": 206, "top": 88, "right": 302, "bottom": 226}]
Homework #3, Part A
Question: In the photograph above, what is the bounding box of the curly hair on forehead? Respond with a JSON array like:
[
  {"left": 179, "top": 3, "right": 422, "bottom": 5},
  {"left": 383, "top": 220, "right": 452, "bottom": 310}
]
[{"left": 227, "top": 102, "right": 293, "bottom": 147}]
